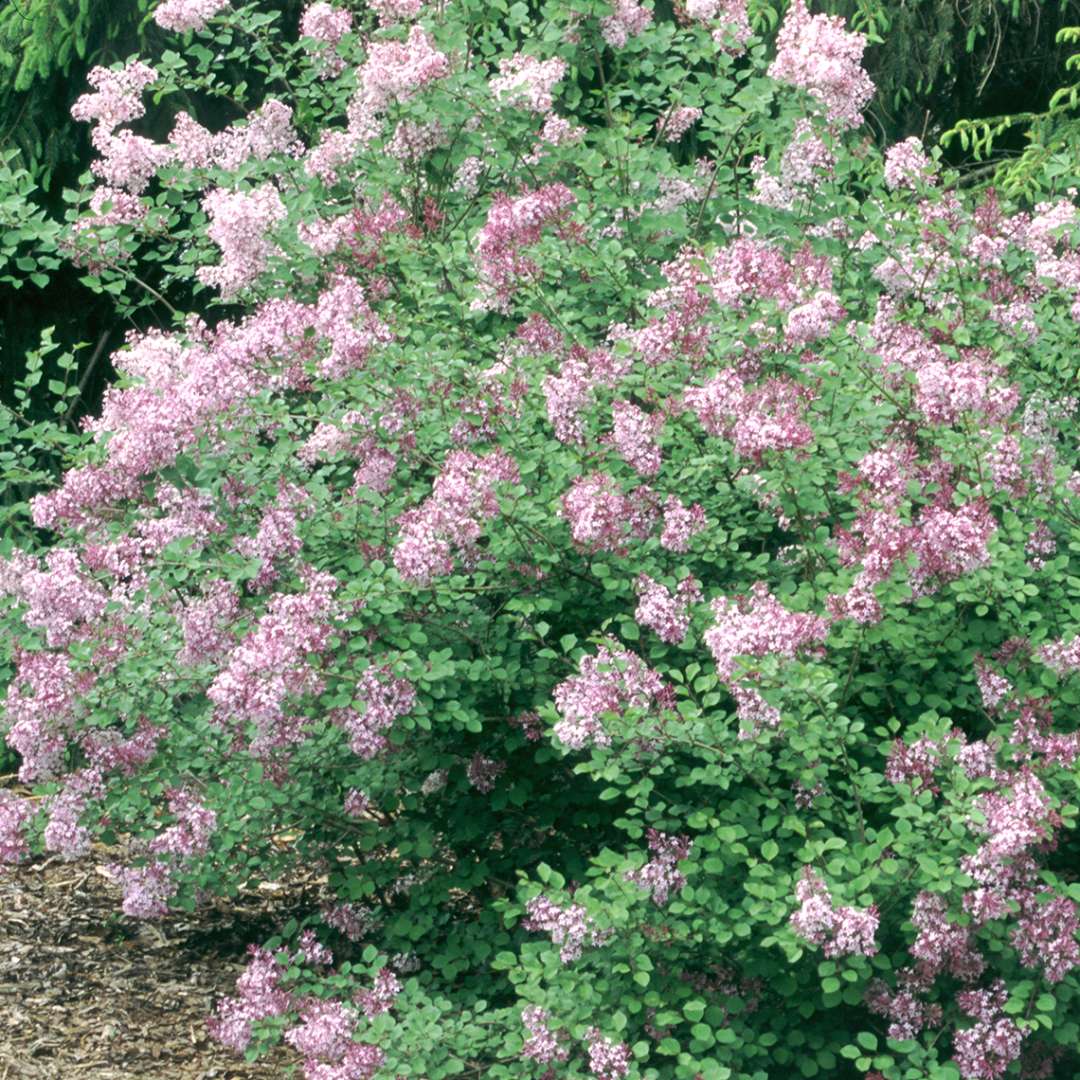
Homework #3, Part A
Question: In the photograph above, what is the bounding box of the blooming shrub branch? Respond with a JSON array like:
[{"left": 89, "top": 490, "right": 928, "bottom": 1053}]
[{"left": 2, "top": 0, "right": 1080, "bottom": 1077}]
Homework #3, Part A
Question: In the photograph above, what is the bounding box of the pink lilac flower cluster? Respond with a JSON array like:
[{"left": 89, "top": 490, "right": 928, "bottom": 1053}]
[
  {"left": 43, "top": 767, "right": 103, "bottom": 860},
  {"left": 303, "top": 25, "right": 450, "bottom": 177},
  {"left": 172, "top": 100, "right": 304, "bottom": 175},
  {"left": 472, "top": 184, "right": 577, "bottom": 312},
  {"left": 285, "top": 999, "right": 356, "bottom": 1059},
  {"left": 1025, "top": 520, "right": 1057, "bottom": 570},
  {"left": 611, "top": 400, "right": 664, "bottom": 476},
  {"left": 179, "top": 580, "right": 240, "bottom": 666},
  {"left": 302, "top": 1043, "right": 384, "bottom": 1080},
  {"left": 313, "top": 275, "right": 393, "bottom": 379},
  {"left": 960, "top": 770, "right": 1061, "bottom": 929},
  {"left": 106, "top": 786, "right": 218, "bottom": 917},
  {"left": 552, "top": 643, "right": 667, "bottom": 749},
  {"left": 704, "top": 582, "right": 828, "bottom": 682},
  {"left": 953, "top": 981, "right": 1025, "bottom": 1080},
  {"left": 295, "top": 931, "right": 334, "bottom": 968},
  {"left": 0, "top": 791, "right": 34, "bottom": 866},
  {"left": 708, "top": 235, "right": 832, "bottom": 310},
  {"left": 343, "top": 789, "right": 372, "bottom": 818},
  {"left": 369, "top": 0, "right": 425, "bottom": 24},
  {"left": 509, "top": 710, "right": 544, "bottom": 741},
  {"left": 149, "top": 788, "right": 217, "bottom": 858},
  {"left": 914, "top": 356, "right": 1018, "bottom": 427},
  {"left": 885, "top": 734, "right": 947, "bottom": 793},
  {"left": 634, "top": 574, "right": 702, "bottom": 644},
  {"left": 560, "top": 473, "right": 660, "bottom": 553},
  {"left": 300, "top": 3, "right": 352, "bottom": 76},
  {"left": 301, "top": 2, "right": 352, "bottom": 41},
  {"left": 8, "top": 547, "right": 108, "bottom": 648},
  {"left": 750, "top": 120, "right": 836, "bottom": 213},
  {"left": 585, "top": 1029, "right": 633, "bottom": 1080},
  {"left": 208, "top": 946, "right": 294, "bottom": 1052},
  {"left": 600, "top": 0, "right": 653, "bottom": 48},
  {"left": 4, "top": 650, "right": 85, "bottom": 782},
  {"left": 682, "top": 0, "right": 752, "bottom": 52},
  {"left": 236, "top": 484, "right": 307, "bottom": 591},
  {"left": 321, "top": 902, "right": 377, "bottom": 942},
  {"left": 684, "top": 370, "right": 817, "bottom": 461},
  {"left": 354, "top": 967, "right": 401, "bottom": 1018},
  {"left": 865, "top": 970, "right": 944, "bottom": 1041},
  {"left": 1035, "top": 633, "right": 1080, "bottom": 675},
  {"left": 1010, "top": 891, "right": 1080, "bottom": 984},
  {"left": 490, "top": 54, "right": 567, "bottom": 113},
  {"left": 207, "top": 569, "right": 338, "bottom": 752},
  {"left": 347, "top": 25, "right": 451, "bottom": 142},
  {"left": 38, "top": 319, "right": 268, "bottom": 512},
  {"left": 975, "top": 656, "right": 1013, "bottom": 713},
  {"left": 785, "top": 288, "right": 845, "bottom": 345},
  {"left": 884, "top": 136, "right": 936, "bottom": 190},
  {"left": 90, "top": 130, "right": 173, "bottom": 195},
  {"left": 520, "top": 1006, "right": 569, "bottom": 1064},
  {"left": 767, "top": 0, "right": 874, "bottom": 129},
  {"left": 543, "top": 343, "right": 630, "bottom": 445},
  {"left": 197, "top": 184, "right": 287, "bottom": 297},
  {"left": 523, "top": 894, "right": 609, "bottom": 963},
  {"left": 789, "top": 866, "right": 879, "bottom": 957},
  {"left": 829, "top": 491, "right": 997, "bottom": 620},
  {"left": 660, "top": 495, "right": 708, "bottom": 552},
  {"left": 909, "top": 500, "right": 996, "bottom": 595},
  {"left": 70, "top": 61, "right": 157, "bottom": 133},
  {"left": 658, "top": 105, "right": 701, "bottom": 142},
  {"left": 625, "top": 829, "right": 692, "bottom": 905},
  {"left": 466, "top": 752, "right": 506, "bottom": 793},
  {"left": 910, "top": 890, "right": 986, "bottom": 984},
  {"left": 1015, "top": 198, "right": 1080, "bottom": 316},
  {"left": 330, "top": 666, "right": 416, "bottom": 760},
  {"left": 613, "top": 246, "right": 713, "bottom": 365},
  {"left": 524, "top": 113, "right": 586, "bottom": 164},
  {"left": 109, "top": 861, "right": 179, "bottom": 919},
  {"left": 154, "top": 0, "right": 229, "bottom": 32},
  {"left": 393, "top": 449, "right": 519, "bottom": 584},
  {"left": 75, "top": 185, "right": 148, "bottom": 239},
  {"left": 69, "top": 60, "right": 173, "bottom": 199}
]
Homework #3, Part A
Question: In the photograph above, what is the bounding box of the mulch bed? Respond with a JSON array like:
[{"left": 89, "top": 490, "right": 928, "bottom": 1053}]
[{"left": 0, "top": 845, "right": 309, "bottom": 1078}]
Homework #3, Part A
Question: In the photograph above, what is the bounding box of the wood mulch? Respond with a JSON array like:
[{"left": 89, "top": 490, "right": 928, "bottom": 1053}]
[{"left": 0, "top": 844, "right": 312, "bottom": 1078}]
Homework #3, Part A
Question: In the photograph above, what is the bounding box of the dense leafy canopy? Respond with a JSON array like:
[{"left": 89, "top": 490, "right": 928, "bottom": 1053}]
[{"left": 3, "top": 2, "right": 1080, "bottom": 1080}]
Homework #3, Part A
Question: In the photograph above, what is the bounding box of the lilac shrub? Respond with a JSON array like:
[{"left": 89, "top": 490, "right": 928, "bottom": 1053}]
[{"left": 2, "top": 0, "right": 1080, "bottom": 1077}]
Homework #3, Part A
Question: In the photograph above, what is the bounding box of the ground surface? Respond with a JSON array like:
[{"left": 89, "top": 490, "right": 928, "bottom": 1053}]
[{"left": 0, "top": 844, "right": 305, "bottom": 1078}]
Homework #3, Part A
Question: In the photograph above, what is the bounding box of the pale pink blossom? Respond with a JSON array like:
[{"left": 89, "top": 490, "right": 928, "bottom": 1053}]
[
  {"left": 71, "top": 61, "right": 157, "bottom": 133},
  {"left": 625, "top": 829, "right": 692, "bottom": 905},
  {"left": 197, "top": 184, "right": 287, "bottom": 297},
  {"left": 523, "top": 894, "right": 609, "bottom": 963},
  {"left": 768, "top": 0, "right": 874, "bottom": 129},
  {"left": 521, "top": 1006, "right": 569, "bottom": 1064},
  {"left": 884, "top": 136, "right": 936, "bottom": 190},
  {"left": 154, "top": 0, "right": 229, "bottom": 32},
  {"left": 658, "top": 105, "right": 701, "bottom": 142},
  {"left": 552, "top": 643, "right": 667, "bottom": 749},
  {"left": 600, "top": 0, "right": 653, "bottom": 48},
  {"left": 585, "top": 1030, "right": 632, "bottom": 1080},
  {"left": 790, "top": 867, "right": 878, "bottom": 957},
  {"left": 490, "top": 54, "right": 567, "bottom": 113},
  {"left": 634, "top": 574, "right": 701, "bottom": 643},
  {"left": 704, "top": 582, "right": 828, "bottom": 682},
  {"left": 355, "top": 967, "right": 401, "bottom": 1017},
  {"left": 611, "top": 400, "right": 663, "bottom": 476}
]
